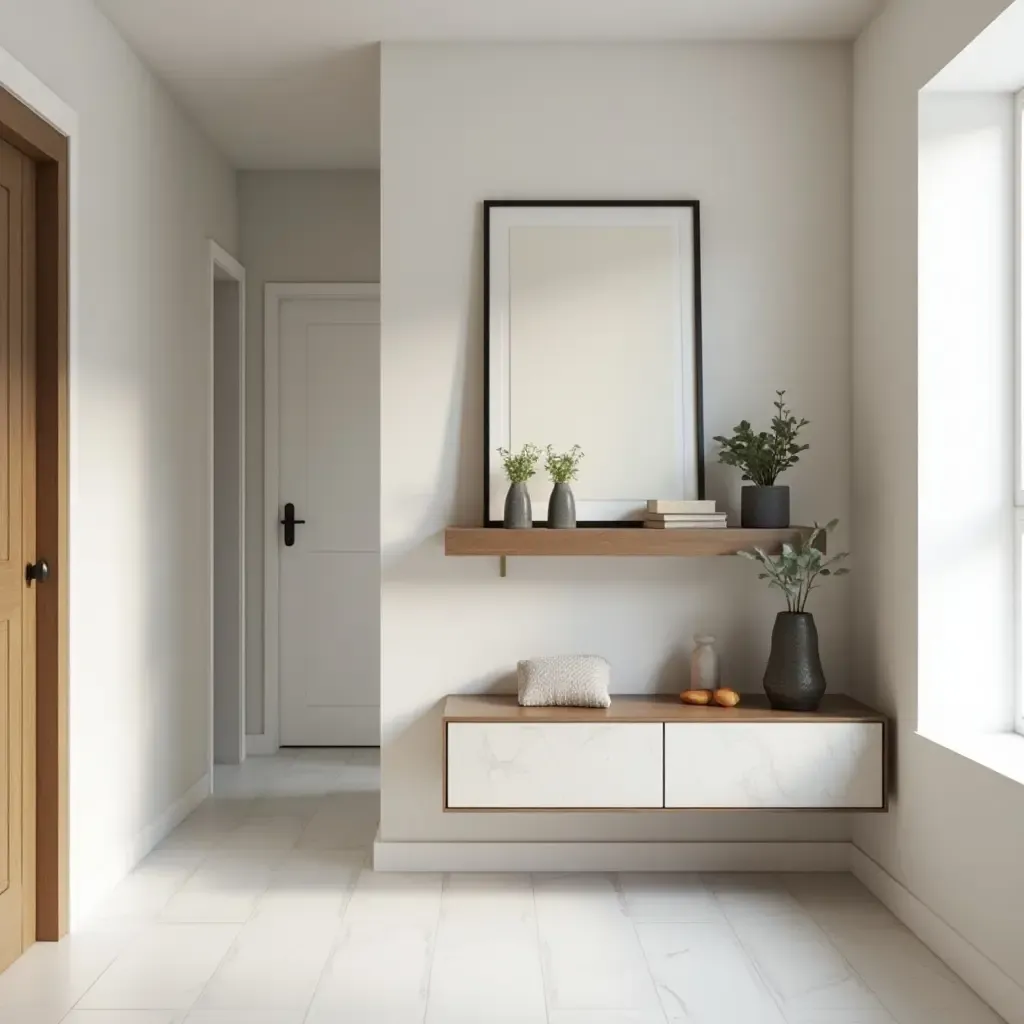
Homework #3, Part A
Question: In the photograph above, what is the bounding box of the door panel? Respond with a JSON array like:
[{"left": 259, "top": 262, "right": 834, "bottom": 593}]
[
  {"left": 278, "top": 297, "right": 380, "bottom": 747},
  {"left": 0, "top": 138, "right": 36, "bottom": 972}
]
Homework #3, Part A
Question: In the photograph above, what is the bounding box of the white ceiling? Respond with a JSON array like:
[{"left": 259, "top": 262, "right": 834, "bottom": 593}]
[{"left": 95, "top": 0, "right": 886, "bottom": 170}]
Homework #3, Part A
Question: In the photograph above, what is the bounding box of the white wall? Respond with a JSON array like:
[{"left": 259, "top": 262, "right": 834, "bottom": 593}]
[
  {"left": 214, "top": 278, "right": 245, "bottom": 765},
  {"left": 853, "top": 0, "right": 1024, "bottom": 993},
  {"left": 0, "top": 0, "right": 238, "bottom": 922},
  {"left": 238, "top": 170, "right": 380, "bottom": 737},
  {"left": 380, "top": 43, "right": 853, "bottom": 844}
]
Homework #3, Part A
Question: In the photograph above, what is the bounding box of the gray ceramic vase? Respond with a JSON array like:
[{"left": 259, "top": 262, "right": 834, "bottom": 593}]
[
  {"left": 503, "top": 482, "right": 533, "bottom": 529},
  {"left": 763, "top": 612, "right": 826, "bottom": 712},
  {"left": 741, "top": 485, "right": 791, "bottom": 529},
  {"left": 547, "top": 482, "right": 576, "bottom": 529}
]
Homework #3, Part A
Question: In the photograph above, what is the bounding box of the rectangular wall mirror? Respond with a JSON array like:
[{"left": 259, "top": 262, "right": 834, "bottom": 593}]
[{"left": 485, "top": 200, "right": 704, "bottom": 527}]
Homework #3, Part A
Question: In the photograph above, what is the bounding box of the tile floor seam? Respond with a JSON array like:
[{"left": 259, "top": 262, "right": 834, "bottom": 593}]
[
  {"left": 297, "top": 888, "right": 342, "bottom": 1024},
  {"left": 418, "top": 872, "right": 446, "bottom": 1024},
  {"left": 528, "top": 873, "right": 553, "bottom": 1024},
  {"left": 705, "top": 874, "right": 793, "bottom": 1023},
  {"left": 779, "top": 874, "right": 903, "bottom": 1024},
  {"left": 615, "top": 872, "right": 670, "bottom": 1024}
]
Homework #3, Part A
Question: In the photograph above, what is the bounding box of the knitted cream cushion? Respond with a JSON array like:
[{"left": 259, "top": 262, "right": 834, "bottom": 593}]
[{"left": 517, "top": 655, "right": 612, "bottom": 708}]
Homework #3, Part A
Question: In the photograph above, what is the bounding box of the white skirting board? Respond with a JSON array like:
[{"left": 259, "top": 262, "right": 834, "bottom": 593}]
[
  {"left": 851, "top": 846, "right": 1024, "bottom": 1024},
  {"left": 72, "top": 772, "right": 211, "bottom": 928},
  {"left": 373, "top": 835, "right": 852, "bottom": 873}
]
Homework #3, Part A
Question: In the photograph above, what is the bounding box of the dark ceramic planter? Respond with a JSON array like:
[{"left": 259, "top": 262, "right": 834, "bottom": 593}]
[
  {"left": 547, "top": 482, "right": 576, "bottom": 529},
  {"left": 503, "top": 482, "right": 533, "bottom": 529},
  {"left": 763, "top": 612, "right": 827, "bottom": 712},
  {"left": 741, "top": 485, "right": 791, "bottom": 529}
]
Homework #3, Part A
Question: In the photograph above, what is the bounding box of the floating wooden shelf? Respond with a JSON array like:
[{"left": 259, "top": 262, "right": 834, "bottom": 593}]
[{"left": 444, "top": 526, "right": 816, "bottom": 559}]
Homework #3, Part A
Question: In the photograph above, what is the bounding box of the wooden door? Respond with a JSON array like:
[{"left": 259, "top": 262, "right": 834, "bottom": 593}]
[
  {"left": 278, "top": 296, "right": 380, "bottom": 747},
  {"left": 0, "top": 138, "right": 37, "bottom": 972}
]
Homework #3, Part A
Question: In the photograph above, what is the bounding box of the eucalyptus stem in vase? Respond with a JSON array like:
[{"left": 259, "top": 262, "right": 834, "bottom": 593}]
[{"left": 738, "top": 519, "right": 850, "bottom": 711}]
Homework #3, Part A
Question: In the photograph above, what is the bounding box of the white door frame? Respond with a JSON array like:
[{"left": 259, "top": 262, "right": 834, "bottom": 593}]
[
  {"left": 261, "top": 283, "right": 381, "bottom": 754},
  {"left": 208, "top": 241, "right": 246, "bottom": 769}
]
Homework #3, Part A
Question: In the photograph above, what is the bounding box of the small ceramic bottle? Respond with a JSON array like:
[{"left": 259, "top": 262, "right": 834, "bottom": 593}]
[{"left": 690, "top": 635, "right": 720, "bottom": 692}]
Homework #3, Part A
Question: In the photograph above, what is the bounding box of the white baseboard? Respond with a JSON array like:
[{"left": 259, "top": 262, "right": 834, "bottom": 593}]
[
  {"left": 373, "top": 836, "right": 852, "bottom": 873},
  {"left": 851, "top": 846, "right": 1024, "bottom": 1024},
  {"left": 139, "top": 772, "right": 211, "bottom": 855},
  {"left": 71, "top": 773, "right": 211, "bottom": 929},
  {"left": 245, "top": 733, "right": 277, "bottom": 756}
]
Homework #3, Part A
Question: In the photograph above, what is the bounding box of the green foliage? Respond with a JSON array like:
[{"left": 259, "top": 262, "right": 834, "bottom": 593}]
[
  {"left": 714, "top": 390, "right": 810, "bottom": 486},
  {"left": 498, "top": 443, "right": 542, "bottom": 484},
  {"left": 545, "top": 445, "right": 584, "bottom": 484},
  {"left": 738, "top": 520, "right": 850, "bottom": 613}
]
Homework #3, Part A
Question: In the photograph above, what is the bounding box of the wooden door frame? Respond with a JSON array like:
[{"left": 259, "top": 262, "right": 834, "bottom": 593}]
[
  {"left": 208, "top": 241, "right": 246, "bottom": 769},
  {"left": 0, "top": 66, "right": 71, "bottom": 943},
  {"left": 259, "top": 283, "right": 380, "bottom": 756}
]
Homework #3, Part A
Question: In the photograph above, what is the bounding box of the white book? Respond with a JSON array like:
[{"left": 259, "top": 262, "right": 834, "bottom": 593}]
[
  {"left": 644, "top": 520, "right": 728, "bottom": 530},
  {"left": 647, "top": 499, "right": 717, "bottom": 514},
  {"left": 645, "top": 513, "right": 726, "bottom": 523}
]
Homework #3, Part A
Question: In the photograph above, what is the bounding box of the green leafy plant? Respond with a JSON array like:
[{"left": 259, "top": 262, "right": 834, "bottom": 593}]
[
  {"left": 498, "top": 443, "right": 542, "bottom": 484},
  {"left": 545, "top": 445, "right": 584, "bottom": 484},
  {"left": 714, "top": 390, "right": 810, "bottom": 487},
  {"left": 738, "top": 520, "right": 850, "bottom": 613}
]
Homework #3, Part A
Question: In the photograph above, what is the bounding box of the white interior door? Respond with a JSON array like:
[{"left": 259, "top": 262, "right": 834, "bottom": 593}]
[{"left": 278, "top": 294, "right": 380, "bottom": 746}]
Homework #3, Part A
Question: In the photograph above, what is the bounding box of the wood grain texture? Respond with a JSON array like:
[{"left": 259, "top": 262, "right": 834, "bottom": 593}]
[
  {"left": 34, "top": 145, "right": 69, "bottom": 942},
  {"left": 443, "top": 693, "right": 885, "bottom": 724},
  {"left": 0, "top": 138, "right": 35, "bottom": 971},
  {"left": 444, "top": 526, "right": 816, "bottom": 558},
  {"left": 0, "top": 86, "right": 69, "bottom": 945}
]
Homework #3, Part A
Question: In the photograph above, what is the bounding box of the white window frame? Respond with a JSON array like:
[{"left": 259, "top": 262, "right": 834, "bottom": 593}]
[{"left": 1014, "top": 89, "right": 1024, "bottom": 734}]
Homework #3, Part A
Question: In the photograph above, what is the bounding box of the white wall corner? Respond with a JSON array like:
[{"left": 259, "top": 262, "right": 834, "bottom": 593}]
[
  {"left": 373, "top": 836, "right": 853, "bottom": 874},
  {"left": 851, "top": 846, "right": 1024, "bottom": 1024}
]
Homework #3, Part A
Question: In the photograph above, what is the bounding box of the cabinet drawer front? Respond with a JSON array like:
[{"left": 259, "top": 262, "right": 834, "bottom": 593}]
[
  {"left": 446, "top": 722, "right": 664, "bottom": 809},
  {"left": 665, "top": 722, "right": 884, "bottom": 809}
]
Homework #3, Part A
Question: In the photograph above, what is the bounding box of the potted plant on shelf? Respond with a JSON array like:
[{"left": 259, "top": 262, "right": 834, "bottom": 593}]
[
  {"left": 739, "top": 520, "right": 849, "bottom": 711},
  {"left": 498, "top": 443, "right": 542, "bottom": 529},
  {"left": 544, "top": 445, "right": 584, "bottom": 529},
  {"left": 714, "top": 390, "right": 809, "bottom": 528}
]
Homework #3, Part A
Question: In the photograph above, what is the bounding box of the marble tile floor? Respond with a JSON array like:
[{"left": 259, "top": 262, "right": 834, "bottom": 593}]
[{"left": 0, "top": 749, "right": 1005, "bottom": 1023}]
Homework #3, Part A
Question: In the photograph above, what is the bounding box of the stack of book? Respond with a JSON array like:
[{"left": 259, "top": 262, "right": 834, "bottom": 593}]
[{"left": 644, "top": 499, "right": 727, "bottom": 529}]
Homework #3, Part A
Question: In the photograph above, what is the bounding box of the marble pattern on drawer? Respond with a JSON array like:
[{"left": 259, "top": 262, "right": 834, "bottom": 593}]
[
  {"left": 446, "top": 722, "right": 663, "bottom": 808},
  {"left": 665, "top": 722, "right": 883, "bottom": 808}
]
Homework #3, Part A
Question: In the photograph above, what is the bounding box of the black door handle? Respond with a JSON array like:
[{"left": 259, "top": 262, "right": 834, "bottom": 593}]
[
  {"left": 280, "top": 503, "right": 306, "bottom": 547},
  {"left": 26, "top": 559, "right": 51, "bottom": 585}
]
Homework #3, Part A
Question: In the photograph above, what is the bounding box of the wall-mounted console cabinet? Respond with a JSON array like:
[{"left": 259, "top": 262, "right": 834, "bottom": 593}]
[{"left": 443, "top": 694, "right": 887, "bottom": 812}]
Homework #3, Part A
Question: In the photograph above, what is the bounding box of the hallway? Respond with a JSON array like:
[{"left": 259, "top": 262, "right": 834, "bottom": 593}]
[{"left": 0, "top": 751, "right": 1004, "bottom": 1023}]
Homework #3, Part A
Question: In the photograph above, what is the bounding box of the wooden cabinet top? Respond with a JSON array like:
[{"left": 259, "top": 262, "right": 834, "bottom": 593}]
[{"left": 443, "top": 693, "right": 885, "bottom": 725}]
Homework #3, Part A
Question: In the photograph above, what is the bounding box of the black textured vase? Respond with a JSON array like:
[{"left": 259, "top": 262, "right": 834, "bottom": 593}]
[
  {"left": 763, "top": 612, "right": 826, "bottom": 711},
  {"left": 547, "top": 482, "right": 576, "bottom": 529},
  {"left": 741, "top": 485, "right": 791, "bottom": 529}
]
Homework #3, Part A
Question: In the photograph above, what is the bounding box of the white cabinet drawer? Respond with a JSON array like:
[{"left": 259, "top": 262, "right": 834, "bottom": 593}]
[
  {"left": 446, "top": 722, "right": 664, "bottom": 809},
  {"left": 665, "top": 722, "right": 885, "bottom": 809}
]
